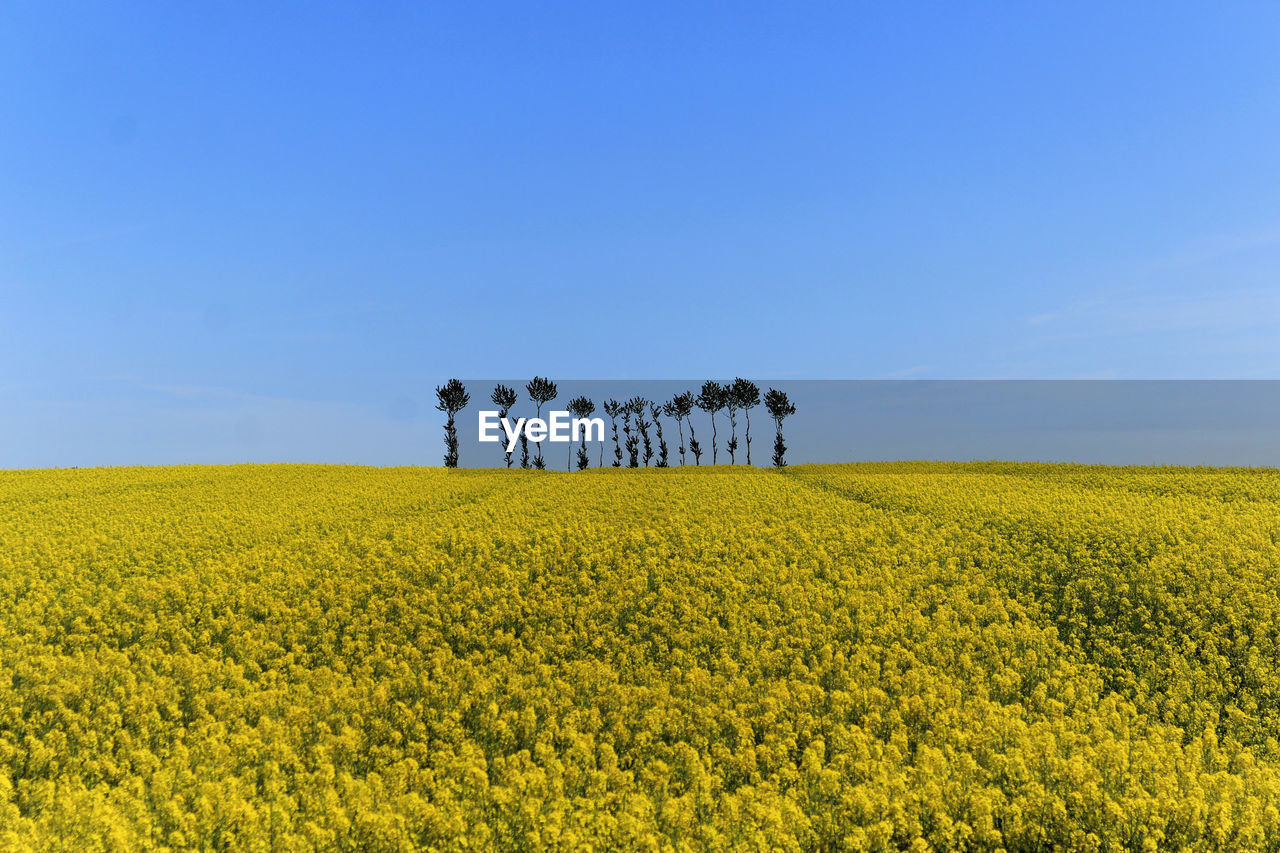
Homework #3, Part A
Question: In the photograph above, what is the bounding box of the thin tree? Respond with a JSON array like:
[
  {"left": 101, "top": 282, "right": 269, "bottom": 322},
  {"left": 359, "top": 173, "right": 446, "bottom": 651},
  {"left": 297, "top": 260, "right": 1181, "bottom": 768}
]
[
  {"left": 519, "top": 410, "right": 530, "bottom": 469},
  {"left": 568, "top": 396, "right": 595, "bottom": 471},
  {"left": 651, "top": 402, "right": 669, "bottom": 467},
  {"left": 765, "top": 387, "right": 796, "bottom": 468},
  {"left": 731, "top": 378, "right": 761, "bottom": 465},
  {"left": 674, "top": 391, "right": 701, "bottom": 465},
  {"left": 526, "top": 376, "right": 557, "bottom": 470},
  {"left": 604, "top": 399, "right": 623, "bottom": 467},
  {"left": 566, "top": 404, "right": 573, "bottom": 472},
  {"left": 696, "top": 380, "right": 727, "bottom": 465},
  {"left": 629, "top": 397, "right": 654, "bottom": 467},
  {"left": 435, "top": 379, "right": 470, "bottom": 469},
  {"left": 490, "top": 383, "right": 518, "bottom": 468},
  {"left": 622, "top": 401, "right": 639, "bottom": 468},
  {"left": 725, "top": 389, "right": 740, "bottom": 464},
  {"left": 662, "top": 399, "right": 684, "bottom": 465}
]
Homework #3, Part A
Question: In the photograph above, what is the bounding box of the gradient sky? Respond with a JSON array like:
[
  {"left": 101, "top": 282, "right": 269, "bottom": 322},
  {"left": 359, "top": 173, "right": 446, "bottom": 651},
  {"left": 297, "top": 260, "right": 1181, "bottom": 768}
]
[{"left": 3, "top": 3, "right": 1279, "bottom": 466}]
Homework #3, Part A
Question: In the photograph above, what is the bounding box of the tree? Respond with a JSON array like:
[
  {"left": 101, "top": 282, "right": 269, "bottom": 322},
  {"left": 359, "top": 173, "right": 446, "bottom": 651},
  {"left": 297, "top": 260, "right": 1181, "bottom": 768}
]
[
  {"left": 765, "top": 387, "right": 796, "bottom": 468},
  {"left": 651, "top": 403, "right": 669, "bottom": 467},
  {"left": 604, "top": 399, "right": 623, "bottom": 467},
  {"left": 669, "top": 391, "right": 700, "bottom": 465},
  {"left": 730, "top": 378, "right": 761, "bottom": 465},
  {"left": 434, "top": 379, "right": 470, "bottom": 469},
  {"left": 519, "top": 402, "right": 530, "bottom": 469},
  {"left": 725, "top": 389, "right": 740, "bottom": 464},
  {"left": 629, "top": 397, "right": 653, "bottom": 467},
  {"left": 526, "top": 377, "right": 557, "bottom": 470},
  {"left": 696, "top": 381, "right": 727, "bottom": 465},
  {"left": 662, "top": 398, "right": 683, "bottom": 465},
  {"left": 490, "top": 384, "right": 518, "bottom": 468},
  {"left": 622, "top": 401, "right": 639, "bottom": 468},
  {"left": 568, "top": 396, "right": 595, "bottom": 471}
]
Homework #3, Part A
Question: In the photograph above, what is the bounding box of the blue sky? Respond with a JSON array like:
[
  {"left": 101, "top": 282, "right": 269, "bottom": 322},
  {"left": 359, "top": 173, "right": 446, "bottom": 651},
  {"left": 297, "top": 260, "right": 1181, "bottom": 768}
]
[{"left": 2, "top": 3, "right": 1279, "bottom": 465}]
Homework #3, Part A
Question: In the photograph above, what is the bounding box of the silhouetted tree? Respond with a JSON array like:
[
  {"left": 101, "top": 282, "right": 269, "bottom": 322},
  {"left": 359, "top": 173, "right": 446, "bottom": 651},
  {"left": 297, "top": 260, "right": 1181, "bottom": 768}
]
[
  {"left": 696, "top": 380, "right": 727, "bottom": 464},
  {"left": 765, "top": 387, "right": 796, "bottom": 468},
  {"left": 435, "top": 379, "right": 470, "bottom": 469},
  {"left": 526, "top": 376, "right": 557, "bottom": 470},
  {"left": 622, "top": 401, "right": 639, "bottom": 468},
  {"left": 731, "top": 378, "right": 761, "bottom": 465},
  {"left": 651, "top": 403, "right": 669, "bottom": 467},
  {"left": 568, "top": 396, "right": 595, "bottom": 471},
  {"left": 604, "top": 399, "right": 623, "bottom": 467},
  {"left": 490, "top": 383, "right": 518, "bottom": 468},
  {"left": 725, "top": 390, "right": 740, "bottom": 464},
  {"left": 662, "top": 400, "right": 682, "bottom": 465},
  {"left": 665, "top": 391, "right": 695, "bottom": 465},
  {"left": 629, "top": 397, "right": 653, "bottom": 467}
]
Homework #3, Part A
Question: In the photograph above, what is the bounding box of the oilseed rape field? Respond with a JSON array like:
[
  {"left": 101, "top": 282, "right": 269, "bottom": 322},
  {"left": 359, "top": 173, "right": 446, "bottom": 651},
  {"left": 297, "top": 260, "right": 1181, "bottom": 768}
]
[{"left": 3, "top": 464, "right": 1280, "bottom": 851}]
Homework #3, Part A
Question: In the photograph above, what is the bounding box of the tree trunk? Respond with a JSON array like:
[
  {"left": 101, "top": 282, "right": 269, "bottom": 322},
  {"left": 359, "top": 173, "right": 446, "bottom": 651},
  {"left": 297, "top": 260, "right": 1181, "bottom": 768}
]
[{"left": 711, "top": 413, "right": 717, "bottom": 464}]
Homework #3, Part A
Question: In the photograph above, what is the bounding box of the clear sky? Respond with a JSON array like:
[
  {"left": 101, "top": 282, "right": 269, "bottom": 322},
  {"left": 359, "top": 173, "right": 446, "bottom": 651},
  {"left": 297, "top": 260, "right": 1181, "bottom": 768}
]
[{"left": 3, "top": 3, "right": 1279, "bottom": 466}]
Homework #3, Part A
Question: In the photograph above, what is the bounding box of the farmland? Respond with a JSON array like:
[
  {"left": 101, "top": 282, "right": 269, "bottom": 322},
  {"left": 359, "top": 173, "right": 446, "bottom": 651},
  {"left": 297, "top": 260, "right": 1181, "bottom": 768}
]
[{"left": 2, "top": 463, "right": 1280, "bottom": 850}]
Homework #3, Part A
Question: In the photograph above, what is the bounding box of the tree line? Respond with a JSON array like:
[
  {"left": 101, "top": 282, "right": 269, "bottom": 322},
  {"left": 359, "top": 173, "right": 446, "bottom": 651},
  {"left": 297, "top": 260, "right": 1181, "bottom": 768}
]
[{"left": 433, "top": 378, "right": 796, "bottom": 470}]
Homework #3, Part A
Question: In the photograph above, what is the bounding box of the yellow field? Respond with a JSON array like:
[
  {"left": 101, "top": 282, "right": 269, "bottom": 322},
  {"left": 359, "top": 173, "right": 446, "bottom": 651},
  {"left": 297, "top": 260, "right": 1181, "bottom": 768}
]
[{"left": 3, "top": 463, "right": 1280, "bottom": 851}]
